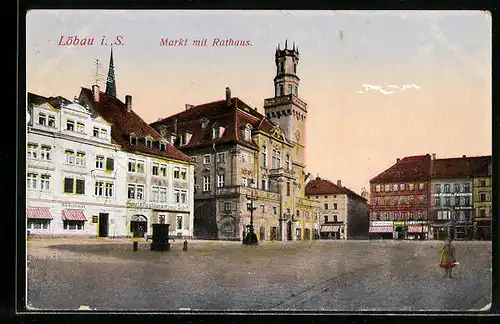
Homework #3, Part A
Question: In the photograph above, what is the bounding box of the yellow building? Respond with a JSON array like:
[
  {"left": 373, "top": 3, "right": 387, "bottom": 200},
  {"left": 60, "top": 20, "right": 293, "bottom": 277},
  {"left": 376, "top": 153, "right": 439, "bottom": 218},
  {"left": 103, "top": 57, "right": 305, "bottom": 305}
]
[{"left": 473, "top": 158, "right": 492, "bottom": 240}]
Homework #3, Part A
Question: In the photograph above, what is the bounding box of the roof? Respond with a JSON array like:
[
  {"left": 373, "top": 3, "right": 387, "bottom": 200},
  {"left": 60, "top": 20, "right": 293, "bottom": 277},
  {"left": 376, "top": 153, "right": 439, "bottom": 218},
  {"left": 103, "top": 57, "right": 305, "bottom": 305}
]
[
  {"left": 370, "top": 154, "right": 492, "bottom": 184},
  {"left": 431, "top": 155, "right": 491, "bottom": 179},
  {"left": 28, "top": 92, "right": 72, "bottom": 109},
  {"left": 370, "top": 155, "right": 431, "bottom": 183},
  {"left": 150, "top": 97, "right": 285, "bottom": 150},
  {"left": 305, "top": 177, "right": 366, "bottom": 201},
  {"left": 79, "top": 87, "right": 192, "bottom": 163}
]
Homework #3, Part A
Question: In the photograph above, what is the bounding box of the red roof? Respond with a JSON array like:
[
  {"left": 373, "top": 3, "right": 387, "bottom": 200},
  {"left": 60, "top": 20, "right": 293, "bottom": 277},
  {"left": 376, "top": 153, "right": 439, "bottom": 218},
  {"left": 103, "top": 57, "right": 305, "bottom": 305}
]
[
  {"left": 431, "top": 156, "right": 491, "bottom": 179},
  {"left": 370, "top": 154, "right": 491, "bottom": 183},
  {"left": 150, "top": 97, "right": 282, "bottom": 150},
  {"left": 370, "top": 155, "right": 431, "bottom": 183},
  {"left": 28, "top": 92, "right": 72, "bottom": 109},
  {"left": 305, "top": 177, "right": 366, "bottom": 201},
  {"left": 79, "top": 88, "right": 192, "bottom": 163}
]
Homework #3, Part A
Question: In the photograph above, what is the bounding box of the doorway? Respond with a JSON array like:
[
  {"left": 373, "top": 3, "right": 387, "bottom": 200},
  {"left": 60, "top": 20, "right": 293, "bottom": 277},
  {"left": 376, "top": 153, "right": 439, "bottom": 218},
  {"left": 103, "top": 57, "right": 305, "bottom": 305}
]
[
  {"left": 286, "top": 221, "right": 292, "bottom": 241},
  {"left": 270, "top": 226, "right": 278, "bottom": 241},
  {"left": 98, "top": 213, "right": 109, "bottom": 237},
  {"left": 130, "top": 214, "right": 147, "bottom": 237},
  {"left": 259, "top": 226, "right": 265, "bottom": 241},
  {"left": 395, "top": 227, "right": 404, "bottom": 240}
]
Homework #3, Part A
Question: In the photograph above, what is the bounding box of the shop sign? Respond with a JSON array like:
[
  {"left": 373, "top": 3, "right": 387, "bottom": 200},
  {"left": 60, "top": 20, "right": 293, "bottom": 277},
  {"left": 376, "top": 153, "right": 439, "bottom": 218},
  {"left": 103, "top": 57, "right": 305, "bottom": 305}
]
[
  {"left": 393, "top": 221, "right": 405, "bottom": 226},
  {"left": 370, "top": 221, "right": 393, "bottom": 226},
  {"left": 62, "top": 203, "right": 85, "bottom": 209},
  {"left": 127, "top": 201, "right": 188, "bottom": 211},
  {"left": 406, "top": 221, "right": 424, "bottom": 225}
]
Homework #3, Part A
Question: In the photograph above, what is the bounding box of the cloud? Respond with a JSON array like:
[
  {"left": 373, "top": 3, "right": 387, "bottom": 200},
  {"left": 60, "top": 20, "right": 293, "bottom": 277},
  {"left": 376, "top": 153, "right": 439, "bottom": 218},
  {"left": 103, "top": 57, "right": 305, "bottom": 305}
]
[{"left": 357, "top": 83, "right": 421, "bottom": 95}]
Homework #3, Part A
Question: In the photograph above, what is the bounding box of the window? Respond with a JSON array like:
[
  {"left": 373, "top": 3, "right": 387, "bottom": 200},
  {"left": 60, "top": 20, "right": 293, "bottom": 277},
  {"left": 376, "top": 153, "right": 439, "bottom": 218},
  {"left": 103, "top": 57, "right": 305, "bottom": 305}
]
[
  {"left": 160, "top": 164, "right": 167, "bottom": 177},
  {"left": 479, "top": 209, "right": 487, "bottom": 217},
  {"left": 76, "top": 122, "right": 85, "bottom": 133},
  {"left": 286, "top": 181, "right": 291, "bottom": 196},
  {"left": 454, "top": 183, "right": 460, "bottom": 193},
  {"left": 173, "top": 167, "right": 180, "bottom": 179},
  {"left": 285, "top": 154, "right": 290, "bottom": 170},
  {"left": 324, "top": 215, "right": 328, "bottom": 223},
  {"left": 145, "top": 138, "right": 153, "bottom": 148},
  {"left": 65, "top": 150, "right": 75, "bottom": 164},
  {"left": 217, "top": 174, "right": 225, "bottom": 188},
  {"left": 333, "top": 215, "right": 338, "bottom": 222},
  {"left": 224, "top": 202, "right": 232, "bottom": 211},
  {"left": 100, "top": 129, "right": 107, "bottom": 139},
  {"left": 27, "top": 173, "right": 37, "bottom": 190},
  {"left": 324, "top": 203, "right": 328, "bottom": 210},
  {"left": 288, "top": 84, "right": 293, "bottom": 94},
  {"left": 151, "top": 186, "right": 159, "bottom": 202},
  {"left": 444, "top": 197, "right": 450, "bottom": 207},
  {"left": 419, "top": 196, "right": 425, "bottom": 205},
  {"left": 39, "top": 145, "right": 51, "bottom": 161},
  {"left": 217, "top": 153, "right": 225, "bottom": 163},
  {"left": 262, "top": 146, "right": 267, "bottom": 167},
  {"left": 272, "top": 149, "right": 281, "bottom": 169},
  {"left": 435, "top": 197, "right": 441, "bottom": 207},
  {"left": 93, "top": 127, "right": 99, "bottom": 137},
  {"left": 105, "top": 158, "right": 114, "bottom": 171},
  {"left": 279, "top": 62, "right": 284, "bottom": 73},
  {"left": 27, "top": 143, "right": 38, "bottom": 159},
  {"left": 173, "top": 189, "right": 180, "bottom": 203},
  {"left": 435, "top": 184, "right": 441, "bottom": 193},
  {"left": 384, "top": 184, "right": 390, "bottom": 192},
  {"left": 464, "top": 196, "right": 471, "bottom": 206},
  {"left": 180, "top": 190, "right": 187, "bottom": 204},
  {"left": 127, "top": 184, "right": 144, "bottom": 200},
  {"left": 63, "top": 178, "right": 85, "bottom": 194},
  {"left": 409, "top": 183, "right": 415, "bottom": 190},
  {"left": 444, "top": 184, "right": 450, "bottom": 193},
  {"left": 180, "top": 168, "right": 187, "bottom": 180},
  {"left": 213, "top": 127, "right": 221, "bottom": 139},
  {"left": 136, "top": 160, "right": 144, "bottom": 173},
  {"left": 94, "top": 181, "right": 104, "bottom": 196},
  {"left": 273, "top": 206, "right": 277, "bottom": 215},
  {"left": 152, "top": 163, "right": 159, "bottom": 176},
  {"left": 180, "top": 133, "right": 189, "bottom": 145},
  {"left": 38, "top": 113, "right": 47, "bottom": 125},
  {"left": 454, "top": 196, "right": 460, "bottom": 206},
  {"left": 419, "top": 183, "right": 425, "bottom": 190},
  {"left": 409, "top": 196, "right": 415, "bottom": 205},
  {"left": 27, "top": 219, "right": 51, "bottom": 230},
  {"left": 261, "top": 205, "right": 265, "bottom": 213},
  {"left": 203, "top": 155, "right": 211, "bottom": 164},
  {"left": 95, "top": 155, "right": 104, "bottom": 169},
  {"left": 160, "top": 143, "right": 166, "bottom": 151},
  {"left": 241, "top": 177, "right": 248, "bottom": 187},
  {"left": 293, "top": 64, "right": 297, "bottom": 73},
  {"left": 463, "top": 183, "right": 470, "bottom": 193},
  {"left": 40, "top": 174, "right": 50, "bottom": 191},
  {"left": 392, "top": 184, "right": 398, "bottom": 191},
  {"left": 63, "top": 220, "right": 84, "bottom": 230},
  {"left": 75, "top": 152, "right": 86, "bottom": 166},
  {"left": 400, "top": 183, "right": 405, "bottom": 191},
  {"left": 480, "top": 179, "right": 487, "bottom": 187},
  {"left": 177, "top": 216, "right": 183, "bottom": 230},
  {"left": 66, "top": 120, "right": 74, "bottom": 131},
  {"left": 333, "top": 203, "right": 338, "bottom": 210},
  {"left": 203, "top": 176, "right": 211, "bottom": 192},
  {"left": 479, "top": 192, "right": 487, "bottom": 202},
  {"left": 261, "top": 179, "right": 266, "bottom": 190},
  {"left": 130, "top": 135, "right": 137, "bottom": 145},
  {"left": 159, "top": 187, "right": 167, "bottom": 202}
]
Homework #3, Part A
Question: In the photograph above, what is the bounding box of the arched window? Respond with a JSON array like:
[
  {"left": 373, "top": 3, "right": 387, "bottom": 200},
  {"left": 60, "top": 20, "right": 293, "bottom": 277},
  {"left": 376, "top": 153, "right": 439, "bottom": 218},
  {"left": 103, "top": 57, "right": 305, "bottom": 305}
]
[
  {"left": 244, "top": 124, "right": 252, "bottom": 141},
  {"left": 262, "top": 145, "right": 267, "bottom": 167}
]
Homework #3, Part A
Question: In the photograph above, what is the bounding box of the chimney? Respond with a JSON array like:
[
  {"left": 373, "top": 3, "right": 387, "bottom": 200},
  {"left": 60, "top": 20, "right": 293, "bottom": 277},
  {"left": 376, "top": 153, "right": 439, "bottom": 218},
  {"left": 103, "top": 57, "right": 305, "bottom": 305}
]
[
  {"left": 337, "top": 180, "right": 342, "bottom": 187},
  {"left": 92, "top": 85, "right": 100, "bottom": 102},
  {"left": 396, "top": 158, "right": 400, "bottom": 163},
  {"left": 432, "top": 153, "right": 436, "bottom": 160},
  {"left": 462, "top": 155, "right": 466, "bottom": 158},
  {"left": 125, "top": 95, "right": 132, "bottom": 112},
  {"left": 225, "top": 87, "right": 231, "bottom": 106},
  {"left": 185, "top": 104, "right": 194, "bottom": 110}
]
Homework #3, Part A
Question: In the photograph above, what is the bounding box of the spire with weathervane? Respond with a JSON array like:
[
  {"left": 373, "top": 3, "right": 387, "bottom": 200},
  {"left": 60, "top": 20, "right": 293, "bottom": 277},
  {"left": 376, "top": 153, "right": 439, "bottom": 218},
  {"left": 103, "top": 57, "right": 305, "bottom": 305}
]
[{"left": 105, "top": 46, "right": 117, "bottom": 98}]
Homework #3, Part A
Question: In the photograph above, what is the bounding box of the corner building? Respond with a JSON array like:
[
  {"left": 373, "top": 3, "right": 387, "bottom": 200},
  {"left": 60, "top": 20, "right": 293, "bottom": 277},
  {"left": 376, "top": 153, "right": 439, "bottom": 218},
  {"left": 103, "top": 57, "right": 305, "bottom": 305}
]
[{"left": 151, "top": 42, "right": 320, "bottom": 241}]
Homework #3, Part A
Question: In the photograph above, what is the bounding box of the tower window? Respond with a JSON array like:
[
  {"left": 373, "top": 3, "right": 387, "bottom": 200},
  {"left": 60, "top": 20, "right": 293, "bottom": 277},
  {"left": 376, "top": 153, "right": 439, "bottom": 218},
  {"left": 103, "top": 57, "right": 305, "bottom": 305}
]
[
  {"left": 294, "top": 63, "right": 297, "bottom": 73},
  {"left": 288, "top": 84, "right": 293, "bottom": 94},
  {"left": 279, "top": 85, "right": 284, "bottom": 96},
  {"left": 280, "top": 62, "right": 284, "bottom": 73},
  {"left": 294, "top": 86, "right": 298, "bottom": 96}
]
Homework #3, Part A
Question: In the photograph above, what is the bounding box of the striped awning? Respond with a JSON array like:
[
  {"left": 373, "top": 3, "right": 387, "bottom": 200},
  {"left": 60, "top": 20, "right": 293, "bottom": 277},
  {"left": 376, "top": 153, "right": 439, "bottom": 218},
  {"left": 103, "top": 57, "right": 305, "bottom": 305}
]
[
  {"left": 320, "top": 225, "right": 340, "bottom": 232},
  {"left": 369, "top": 226, "right": 393, "bottom": 233},
  {"left": 61, "top": 210, "right": 87, "bottom": 221},
  {"left": 408, "top": 226, "right": 428, "bottom": 233},
  {"left": 26, "top": 207, "right": 53, "bottom": 220}
]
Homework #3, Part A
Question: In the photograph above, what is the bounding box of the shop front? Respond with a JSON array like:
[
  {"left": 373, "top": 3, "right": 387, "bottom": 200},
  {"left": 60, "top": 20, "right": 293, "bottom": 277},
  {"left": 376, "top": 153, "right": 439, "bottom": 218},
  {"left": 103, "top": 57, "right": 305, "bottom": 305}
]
[
  {"left": 320, "top": 223, "right": 343, "bottom": 239},
  {"left": 392, "top": 221, "right": 406, "bottom": 240},
  {"left": 405, "top": 221, "right": 428, "bottom": 240},
  {"left": 474, "top": 219, "right": 491, "bottom": 240},
  {"left": 368, "top": 221, "right": 393, "bottom": 239}
]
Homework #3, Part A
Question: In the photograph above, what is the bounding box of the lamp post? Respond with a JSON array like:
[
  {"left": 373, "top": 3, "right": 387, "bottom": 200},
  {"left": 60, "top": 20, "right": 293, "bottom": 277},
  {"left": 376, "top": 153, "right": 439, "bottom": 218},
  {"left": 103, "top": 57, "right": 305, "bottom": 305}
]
[{"left": 243, "top": 180, "right": 258, "bottom": 245}]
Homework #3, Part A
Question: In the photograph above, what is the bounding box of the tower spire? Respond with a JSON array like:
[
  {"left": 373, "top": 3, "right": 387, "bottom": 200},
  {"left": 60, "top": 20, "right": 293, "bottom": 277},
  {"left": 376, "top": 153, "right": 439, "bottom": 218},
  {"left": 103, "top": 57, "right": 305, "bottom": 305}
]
[
  {"left": 285, "top": 39, "right": 288, "bottom": 49},
  {"left": 105, "top": 46, "right": 117, "bottom": 98}
]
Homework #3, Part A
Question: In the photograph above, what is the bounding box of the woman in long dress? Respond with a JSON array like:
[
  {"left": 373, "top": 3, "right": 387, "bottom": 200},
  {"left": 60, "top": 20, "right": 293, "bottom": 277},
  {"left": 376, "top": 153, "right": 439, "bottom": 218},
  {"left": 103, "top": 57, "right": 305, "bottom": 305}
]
[{"left": 439, "top": 238, "right": 456, "bottom": 278}]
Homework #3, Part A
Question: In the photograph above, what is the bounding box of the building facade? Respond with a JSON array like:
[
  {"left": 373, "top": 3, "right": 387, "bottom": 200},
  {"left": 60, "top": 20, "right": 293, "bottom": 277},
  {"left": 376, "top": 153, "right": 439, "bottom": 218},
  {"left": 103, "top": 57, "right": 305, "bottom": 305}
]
[
  {"left": 150, "top": 41, "right": 320, "bottom": 241},
  {"left": 305, "top": 177, "right": 368, "bottom": 239},
  {"left": 472, "top": 160, "right": 492, "bottom": 240}
]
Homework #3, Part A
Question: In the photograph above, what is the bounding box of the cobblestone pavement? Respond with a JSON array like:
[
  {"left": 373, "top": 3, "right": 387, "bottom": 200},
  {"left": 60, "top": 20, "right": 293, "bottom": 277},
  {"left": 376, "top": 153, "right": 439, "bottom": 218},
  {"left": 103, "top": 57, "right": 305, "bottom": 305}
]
[{"left": 26, "top": 238, "right": 492, "bottom": 311}]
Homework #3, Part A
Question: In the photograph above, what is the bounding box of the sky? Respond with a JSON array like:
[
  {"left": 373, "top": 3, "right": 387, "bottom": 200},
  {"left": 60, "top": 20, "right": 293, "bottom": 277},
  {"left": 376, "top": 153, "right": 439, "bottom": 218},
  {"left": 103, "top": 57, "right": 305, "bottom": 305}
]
[{"left": 26, "top": 10, "right": 492, "bottom": 195}]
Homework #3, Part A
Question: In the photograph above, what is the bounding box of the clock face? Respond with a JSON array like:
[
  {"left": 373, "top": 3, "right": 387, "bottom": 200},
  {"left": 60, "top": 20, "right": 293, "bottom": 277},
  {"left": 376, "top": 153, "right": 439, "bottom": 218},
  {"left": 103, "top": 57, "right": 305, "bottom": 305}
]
[{"left": 295, "top": 130, "right": 301, "bottom": 140}]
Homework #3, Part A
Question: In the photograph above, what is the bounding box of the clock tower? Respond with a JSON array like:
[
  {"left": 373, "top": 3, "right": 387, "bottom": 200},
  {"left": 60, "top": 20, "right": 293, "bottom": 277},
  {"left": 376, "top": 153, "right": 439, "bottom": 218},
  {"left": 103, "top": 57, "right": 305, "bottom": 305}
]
[{"left": 264, "top": 40, "right": 307, "bottom": 168}]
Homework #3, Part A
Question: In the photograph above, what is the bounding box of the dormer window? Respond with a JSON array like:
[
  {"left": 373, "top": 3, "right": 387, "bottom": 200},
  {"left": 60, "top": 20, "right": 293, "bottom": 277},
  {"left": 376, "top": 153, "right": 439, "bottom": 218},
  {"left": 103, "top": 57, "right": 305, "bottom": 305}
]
[
  {"left": 38, "top": 113, "right": 46, "bottom": 126},
  {"left": 130, "top": 135, "right": 137, "bottom": 145},
  {"left": 160, "top": 142, "right": 166, "bottom": 151},
  {"left": 244, "top": 124, "right": 252, "bottom": 141},
  {"left": 66, "top": 120, "right": 75, "bottom": 131},
  {"left": 180, "top": 133, "right": 191, "bottom": 146},
  {"left": 48, "top": 115, "right": 55, "bottom": 127},
  {"left": 145, "top": 138, "right": 153, "bottom": 148},
  {"left": 201, "top": 118, "right": 209, "bottom": 129}
]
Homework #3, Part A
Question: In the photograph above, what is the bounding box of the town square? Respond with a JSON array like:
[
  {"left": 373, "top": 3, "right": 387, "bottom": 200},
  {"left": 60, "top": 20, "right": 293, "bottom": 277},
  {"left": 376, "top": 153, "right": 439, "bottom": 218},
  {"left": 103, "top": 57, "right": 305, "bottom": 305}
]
[{"left": 24, "top": 10, "right": 492, "bottom": 313}]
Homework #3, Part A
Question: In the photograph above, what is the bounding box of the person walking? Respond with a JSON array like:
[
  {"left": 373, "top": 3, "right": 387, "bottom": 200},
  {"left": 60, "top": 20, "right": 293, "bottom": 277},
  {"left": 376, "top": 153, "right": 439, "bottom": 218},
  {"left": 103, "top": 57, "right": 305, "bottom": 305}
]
[{"left": 439, "top": 238, "right": 456, "bottom": 278}]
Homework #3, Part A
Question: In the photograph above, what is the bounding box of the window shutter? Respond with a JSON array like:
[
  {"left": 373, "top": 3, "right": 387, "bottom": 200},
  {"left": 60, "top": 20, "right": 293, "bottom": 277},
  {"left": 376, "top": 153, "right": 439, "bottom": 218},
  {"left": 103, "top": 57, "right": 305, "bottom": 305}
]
[
  {"left": 64, "top": 178, "right": 74, "bottom": 193},
  {"left": 106, "top": 158, "right": 115, "bottom": 171},
  {"left": 76, "top": 179, "right": 85, "bottom": 194}
]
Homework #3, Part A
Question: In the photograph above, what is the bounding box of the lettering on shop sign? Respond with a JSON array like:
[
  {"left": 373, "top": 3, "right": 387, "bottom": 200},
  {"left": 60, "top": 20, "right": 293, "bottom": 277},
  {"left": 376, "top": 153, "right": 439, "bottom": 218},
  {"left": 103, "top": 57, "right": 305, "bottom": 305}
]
[
  {"left": 126, "top": 201, "right": 188, "bottom": 211},
  {"left": 62, "top": 203, "right": 85, "bottom": 209}
]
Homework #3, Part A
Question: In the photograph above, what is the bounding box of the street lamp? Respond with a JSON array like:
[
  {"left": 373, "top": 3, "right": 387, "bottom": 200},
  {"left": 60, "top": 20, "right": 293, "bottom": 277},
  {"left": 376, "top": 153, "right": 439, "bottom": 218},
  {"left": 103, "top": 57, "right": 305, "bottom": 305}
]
[{"left": 243, "top": 179, "right": 258, "bottom": 245}]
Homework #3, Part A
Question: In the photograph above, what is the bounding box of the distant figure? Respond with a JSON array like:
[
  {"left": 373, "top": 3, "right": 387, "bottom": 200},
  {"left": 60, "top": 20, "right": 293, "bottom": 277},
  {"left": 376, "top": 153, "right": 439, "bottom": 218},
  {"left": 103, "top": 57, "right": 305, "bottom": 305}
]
[{"left": 439, "top": 238, "right": 456, "bottom": 278}]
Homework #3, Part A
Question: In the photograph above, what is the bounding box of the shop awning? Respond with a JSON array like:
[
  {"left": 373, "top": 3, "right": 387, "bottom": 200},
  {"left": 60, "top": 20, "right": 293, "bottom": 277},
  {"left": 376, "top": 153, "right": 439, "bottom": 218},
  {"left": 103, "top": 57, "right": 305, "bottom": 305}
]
[
  {"left": 320, "top": 225, "right": 340, "bottom": 232},
  {"left": 408, "top": 226, "right": 428, "bottom": 233},
  {"left": 61, "top": 210, "right": 87, "bottom": 221},
  {"left": 26, "top": 207, "right": 53, "bottom": 220},
  {"left": 369, "top": 226, "right": 393, "bottom": 233}
]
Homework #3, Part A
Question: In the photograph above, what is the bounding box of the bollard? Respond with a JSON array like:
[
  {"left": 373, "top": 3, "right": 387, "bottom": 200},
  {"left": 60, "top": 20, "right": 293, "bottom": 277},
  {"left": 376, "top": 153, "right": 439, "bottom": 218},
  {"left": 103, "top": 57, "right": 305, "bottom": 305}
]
[
  {"left": 133, "top": 241, "right": 138, "bottom": 252},
  {"left": 183, "top": 240, "right": 188, "bottom": 251}
]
